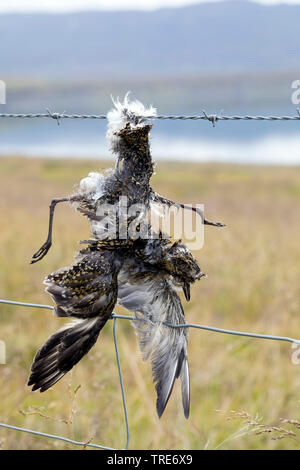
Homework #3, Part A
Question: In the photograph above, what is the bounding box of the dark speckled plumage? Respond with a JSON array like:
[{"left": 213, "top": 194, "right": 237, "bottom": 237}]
[{"left": 29, "top": 96, "right": 223, "bottom": 418}]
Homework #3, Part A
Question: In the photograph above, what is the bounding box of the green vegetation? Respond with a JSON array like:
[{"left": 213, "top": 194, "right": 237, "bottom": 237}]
[{"left": 1, "top": 157, "right": 300, "bottom": 449}]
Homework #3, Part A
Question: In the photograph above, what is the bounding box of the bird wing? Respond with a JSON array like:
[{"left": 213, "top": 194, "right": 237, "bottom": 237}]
[
  {"left": 28, "top": 250, "right": 120, "bottom": 393},
  {"left": 44, "top": 250, "right": 119, "bottom": 319},
  {"left": 117, "top": 266, "right": 190, "bottom": 419}
]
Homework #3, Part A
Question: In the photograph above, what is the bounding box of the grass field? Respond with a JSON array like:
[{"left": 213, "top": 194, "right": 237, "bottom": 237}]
[{"left": 1, "top": 156, "right": 300, "bottom": 450}]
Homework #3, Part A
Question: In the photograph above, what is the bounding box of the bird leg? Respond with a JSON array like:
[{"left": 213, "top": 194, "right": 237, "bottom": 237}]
[
  {"left": 152, "top": 192, "right": 225, "bottom": 227},
  {"left": 30, "top": 195, "right": 81, "bottom": 264},
  {"left": 188, "top": 205, "right": 225, "bottom": 227}
]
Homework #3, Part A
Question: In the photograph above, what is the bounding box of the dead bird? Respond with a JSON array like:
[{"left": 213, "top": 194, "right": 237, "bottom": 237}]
[
  {"left": 28, "top": 237, "right": 204, "bottom": 418},
  {"left": 30, "top": 94, "right": 224, "bottom": 264},
  {"left": 28, "top": 95, "right": 224, "bottom": 418}
]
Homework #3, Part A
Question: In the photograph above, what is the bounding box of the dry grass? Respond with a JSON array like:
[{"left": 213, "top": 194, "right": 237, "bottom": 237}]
[{"left": 1, "top": 156, "right": 300, "bottom": 450}]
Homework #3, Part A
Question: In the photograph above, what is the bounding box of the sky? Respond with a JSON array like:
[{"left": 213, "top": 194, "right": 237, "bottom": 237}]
[{"left": 0, "top": 0, "right": 300, "bottom": 13}]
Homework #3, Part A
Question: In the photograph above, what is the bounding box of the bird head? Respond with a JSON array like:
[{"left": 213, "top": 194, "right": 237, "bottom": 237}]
[{"left": 164, "top": 241, "right": 205, "bottom": 300}]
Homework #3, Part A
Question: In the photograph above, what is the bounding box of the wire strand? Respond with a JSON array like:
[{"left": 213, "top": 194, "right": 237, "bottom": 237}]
[
  {"left": 0, "top": 299, "right": 129, "bottom": 450},
  {"left": 2, "top": 299, "right": 300, "bottom": 345},
  {"left": 1, "top": 296, "right": 300, "bottom": 450},
  {"left": 0, "top": 422, "right": 115, "bottom": 450},
  {"left": 0, "top": 110, "right": 300, "bottom": 126},
  {"left": 1, "top": 106, "right": 299, "bottom": 448}
]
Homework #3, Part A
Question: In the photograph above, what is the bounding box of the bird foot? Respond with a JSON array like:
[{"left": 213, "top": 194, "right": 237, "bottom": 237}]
[
  {"left": 30, "top": 241, "right": 52, "bottom": 264},
  {"left": 204, "top": 219, "right": 226, "bottom": 227}
]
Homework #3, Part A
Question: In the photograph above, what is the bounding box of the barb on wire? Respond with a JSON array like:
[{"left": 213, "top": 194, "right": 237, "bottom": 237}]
[
  {"left": 0, "top": 109, "right": 300, "bottom": 124},
  {"left": 46, "top": 108, "right": 65, "bottom": 126},
  {"left": 202, "top": 109, "right": 218, "bottom": 127},
  {"left": 1, "top": 296, "right": 300, "bottom": 450}
]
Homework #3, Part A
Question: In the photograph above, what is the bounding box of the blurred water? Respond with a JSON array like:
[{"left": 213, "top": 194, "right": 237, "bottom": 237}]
[{"left": 0, "top": 108, "right": 299, "bottom": 164}]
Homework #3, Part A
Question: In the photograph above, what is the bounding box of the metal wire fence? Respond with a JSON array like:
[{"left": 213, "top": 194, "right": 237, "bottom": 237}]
[
  {"left": 0, "top": 108, "right": 300, "bottom": 127},
  {"left": 1, "top": 106, "right": 300, "bottom": 449},
  {"left": 1, "top": 298, "right": 300, "bottom": 450}
]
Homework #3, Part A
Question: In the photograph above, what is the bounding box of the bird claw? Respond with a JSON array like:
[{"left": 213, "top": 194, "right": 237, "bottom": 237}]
[
  {"left": 214, "top": 222, "right": 226, "bottom": 227},
  {"left": 30, "top": 241, "right": 52, "bottom": 264},
  {"left": 204, "top": 219, "right": 226, "bottom": 227}
]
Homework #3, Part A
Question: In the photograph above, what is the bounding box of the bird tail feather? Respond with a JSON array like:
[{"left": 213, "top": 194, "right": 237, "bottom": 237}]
[
  {"left": 119, "top": 279, "right": 190, "bottom": 418},
  {"left": 28, "top": 316, "right": 107, "bottom": 392},
  {"left": 135, "top": 319, "right": 190, "bottom": 419}
]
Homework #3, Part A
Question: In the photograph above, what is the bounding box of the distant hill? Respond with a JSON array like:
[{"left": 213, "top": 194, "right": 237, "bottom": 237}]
[{"left": 0, "top": 1, "right": 299, "bottom": 80}]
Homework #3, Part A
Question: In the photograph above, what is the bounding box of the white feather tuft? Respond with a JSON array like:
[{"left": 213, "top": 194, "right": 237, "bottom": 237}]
[
  {"left": 78, "top": 172, "right": 105, "bottom": 201},
  {"left": 106, "top": 92, "right": 157, "bottom": 150}
]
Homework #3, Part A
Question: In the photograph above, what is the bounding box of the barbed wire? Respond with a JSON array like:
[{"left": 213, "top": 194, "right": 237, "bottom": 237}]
[
  {"left": 0, "top": 108, "right": 300, "bottom": 127},
  {"left": 0, "top": 298, "right": 300, "bottom": 450},
  {"left": 1, "top": 104, "right": 299, "bottom": 449}
]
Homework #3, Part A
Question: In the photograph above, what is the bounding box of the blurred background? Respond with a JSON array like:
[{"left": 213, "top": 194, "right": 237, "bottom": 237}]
[
  {"left": 1, "top": 0, "right": 300, "bottom": 451},
  {"left": 0, "top": 0, "right": 300, "bottom": 162}
]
